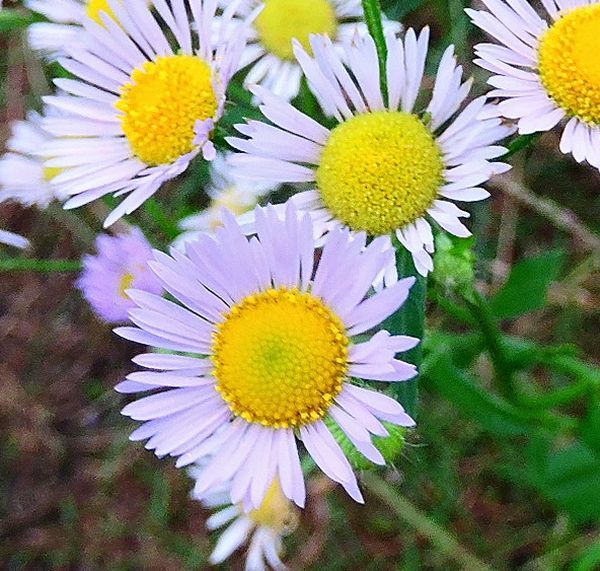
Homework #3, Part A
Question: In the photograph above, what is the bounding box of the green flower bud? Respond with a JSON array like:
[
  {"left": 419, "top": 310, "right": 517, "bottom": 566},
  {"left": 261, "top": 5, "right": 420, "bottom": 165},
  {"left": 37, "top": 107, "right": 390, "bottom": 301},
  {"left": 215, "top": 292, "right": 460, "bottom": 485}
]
[
  {"left": 326, "top": 417, "right": 408, "bottom": 471},
  {"left": 431, "top": 233, "right": 475, "bottom": 292}
]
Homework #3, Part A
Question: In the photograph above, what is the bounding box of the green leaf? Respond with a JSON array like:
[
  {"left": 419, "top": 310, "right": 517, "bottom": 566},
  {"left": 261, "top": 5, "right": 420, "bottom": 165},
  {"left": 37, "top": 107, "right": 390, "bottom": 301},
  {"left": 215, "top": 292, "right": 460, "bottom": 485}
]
[
  {"left": 517, "top": 437, "right": 600, "bottom": 524},
  {"left": 503, "top": 133, "right": 541, "bottom": 158},
  {"left": 572, "top": 541, "right": 600, "bottom": 571},
  {"left": 543, "top": 442, "right": 600, "bottom": 523},
  {"left": 0, "top": 9, "right": 38, "bottom": 33},
  {"left": 381, "top": 0, "right": 426, "bottom": 19},
  {"left": 383, "top": 248, "right": 426, "bottom": 418},
  {"left": 490, "top": 250, "right": 565, "bottom": 319}
]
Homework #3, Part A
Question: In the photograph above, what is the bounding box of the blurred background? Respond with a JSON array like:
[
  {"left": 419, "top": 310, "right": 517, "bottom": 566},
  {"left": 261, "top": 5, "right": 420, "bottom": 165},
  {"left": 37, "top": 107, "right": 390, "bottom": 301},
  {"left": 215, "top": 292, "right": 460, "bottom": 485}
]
[{"left": 1, "top": 0, "right": 599, "bottom": 569}]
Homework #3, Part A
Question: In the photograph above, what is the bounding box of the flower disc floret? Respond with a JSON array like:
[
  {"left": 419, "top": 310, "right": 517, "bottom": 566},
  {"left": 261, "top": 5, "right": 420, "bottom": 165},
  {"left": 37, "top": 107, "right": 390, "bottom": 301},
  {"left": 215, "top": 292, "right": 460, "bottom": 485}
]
[
  {"left": 255, "top": 0, "right": 337, "bottom": 60},
  {"left": 316, "top": 111, "right": 444, "bottom": 236},
  {"left": 538, "top": 4, "right": 600, "bottom": 125},
  {"left": 116, "top": 55, "right": 218, "bottom": 166},
  {"left": 212, "top": 287, "right": 349, "bottom": 428}
]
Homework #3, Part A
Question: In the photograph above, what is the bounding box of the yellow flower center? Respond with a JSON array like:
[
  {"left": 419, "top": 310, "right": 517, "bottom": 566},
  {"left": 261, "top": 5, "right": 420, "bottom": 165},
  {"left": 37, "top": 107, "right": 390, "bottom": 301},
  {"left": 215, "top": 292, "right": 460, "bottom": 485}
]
[
  {"left": 212, "top": 288, "right": 349, "bottom": 429},
  {"left": 538, "top": 4, "right": 600, "bottom": 125},
  {"left": 116, "top": 55, "right": 218, "bottom": 166},
  {"left": 255, "top": 0, "right": 337, "bottom": 60},
  {"left": 248, "top": 480, "right": 299, "bottom": 533},
  {"left": 316, "top": 111, "right": 444, "bottom": 236},
  {"left": 86, "top": 0, "right": 117, "bottom": 24},
  {"left": 118, "top": 272, "right": 134, "bottom": 299}
]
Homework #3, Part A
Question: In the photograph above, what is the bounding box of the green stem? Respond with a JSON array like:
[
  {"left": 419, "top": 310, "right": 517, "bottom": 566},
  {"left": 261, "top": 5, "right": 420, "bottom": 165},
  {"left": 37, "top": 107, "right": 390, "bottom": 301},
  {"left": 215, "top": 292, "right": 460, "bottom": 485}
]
[
  {"left": 384, "top": 248, "right": 426, "bottom": 418},
  {"left": 431, "top": 289, "right": 476, "bottom": 326},
  {"left": 361, "top": 0, "right": 388, "bottom": 99},
  {"left": 144, "top": 197, "right": 180, "bottom": 241},
  {"left": 466, "top": 290, "right": 518, "bottom": 402},
  {"left": 0, "top": 258, "right": 82, "bottom": 272},
  {"left": 363, "top": 473, "right": 494, "bottom": 571},
  {"left": 543, "top": 354, "right": 600, "bottom": 387}
]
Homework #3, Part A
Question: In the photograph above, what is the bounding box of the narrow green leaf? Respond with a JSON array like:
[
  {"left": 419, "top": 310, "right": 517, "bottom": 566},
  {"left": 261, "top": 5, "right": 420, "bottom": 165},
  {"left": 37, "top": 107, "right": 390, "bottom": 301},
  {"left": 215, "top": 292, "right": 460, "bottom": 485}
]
[
  {"left": 572, "top": 541, "right": 600, "bottom": 571},
  {"left": 503, "top": 133, "right": 541, "bottom": 158},
  {"left": 490, "top": 249, "right": 565, "bottom": 319},
  {"left": 421, "top": 350, "right": 539, "bottom": 437}
]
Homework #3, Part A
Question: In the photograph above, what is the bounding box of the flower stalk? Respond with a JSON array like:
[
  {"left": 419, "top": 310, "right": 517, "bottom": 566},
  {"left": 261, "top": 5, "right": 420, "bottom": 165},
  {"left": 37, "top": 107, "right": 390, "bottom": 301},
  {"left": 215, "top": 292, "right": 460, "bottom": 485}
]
[{"left": 0, "top": 258, "right": 82, "bottom": 272}]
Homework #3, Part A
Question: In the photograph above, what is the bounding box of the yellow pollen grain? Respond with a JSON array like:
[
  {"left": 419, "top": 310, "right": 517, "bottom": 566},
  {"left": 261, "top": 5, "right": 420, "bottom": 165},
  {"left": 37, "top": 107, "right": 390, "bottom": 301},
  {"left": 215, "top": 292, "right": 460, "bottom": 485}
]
[
  {"left": 118, "top": 272, "right": 134, "bottom": 299},
  {"left": 538, "top": 4, "right": 600, "bottom": 125},
  {"left": 86, "top": 0, "right": 117, "bottom": 24},
  {"left": 316, "top": 111, "right": 444, "bottom": 236},
  {"left": 248, "top": 480, "right": 299, "bottom": 533},
  {"left": 116, "top": 55, "right": 218, "bottom": 166},
  {"left": 255, "top": 0, "right": 337, "bottom": 60},
  {"left": 212, "top": 287, "right": 349, "bottom": 429}
]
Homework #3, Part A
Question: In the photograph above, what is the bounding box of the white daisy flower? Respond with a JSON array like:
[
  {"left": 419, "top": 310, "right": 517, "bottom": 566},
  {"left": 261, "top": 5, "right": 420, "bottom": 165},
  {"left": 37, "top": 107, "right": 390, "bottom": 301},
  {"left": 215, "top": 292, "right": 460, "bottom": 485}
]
[
  {"left": 228, "top": 29, "right": 513, "bottom": 276},
  {"left": 216, "top": 0, "right": 401, "bottom": 101},
  {"left": 0, "top": 111, "right": 66, "bottom": 208},
  {"left": 467, "top": 0, "right": 600, "bottom": 170},
  {"left": 192, "top": 475, "right": 296, "bottom": 570},
  {"left": 41, "top": 0, "right": 251, "bottom": 228},
  {"left": 116, "top": 204, "right": 417, "bottom": 510},
  {"left": 25, "top": 0, "right": 132, "bottom": 59},
  {"left": 174, "top": 153, "right": 276, "bottom": 250},
  {"left": 0, "top": 229, "right": 29, "bottom": 249}
]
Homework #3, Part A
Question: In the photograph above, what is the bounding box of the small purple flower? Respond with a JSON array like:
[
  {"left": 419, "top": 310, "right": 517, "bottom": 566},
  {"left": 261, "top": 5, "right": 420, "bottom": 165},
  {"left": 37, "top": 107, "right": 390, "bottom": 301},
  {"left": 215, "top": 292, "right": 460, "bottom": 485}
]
[{"left": 77, "top": 228, "right": 162, "bottom": 324}]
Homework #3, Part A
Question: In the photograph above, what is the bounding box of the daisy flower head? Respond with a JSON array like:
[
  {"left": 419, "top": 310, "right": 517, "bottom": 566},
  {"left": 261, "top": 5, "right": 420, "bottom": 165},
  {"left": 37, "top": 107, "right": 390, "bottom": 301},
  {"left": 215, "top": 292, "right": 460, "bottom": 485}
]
[
  {"left": 77, "top": 227, "right": 163, "bottom": 323},
  {"left": 217, "top": 0, "right": 401, "bottom": 101},
  {"left": 42, "top": 0, "right": 251, "bottom": 228},
  {"left": 228, "top": 29, "right": 513, "bottom": 276},
  {"left": 174, "top": 153, "right": 276, "bottom": 250},
  {"left": 192, "top": 475, "right": 297, "bottom": 570},
  {"left": 0, "top": 111, "right": 66, "bottom": 209},
  {"left": 116, "top": 204, "right": 417, "bottom": 510},
  {"left": 467, "top": 0, "right": 600, "bottom": 170}
]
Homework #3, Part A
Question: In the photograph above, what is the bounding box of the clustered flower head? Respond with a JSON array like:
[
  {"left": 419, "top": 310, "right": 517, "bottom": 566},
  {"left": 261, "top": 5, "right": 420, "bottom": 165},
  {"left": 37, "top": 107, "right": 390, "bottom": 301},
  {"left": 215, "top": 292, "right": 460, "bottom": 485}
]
[{"left": 2, "top": 0, "right": 598, "bottom": 568}]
